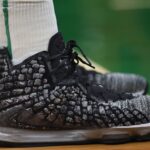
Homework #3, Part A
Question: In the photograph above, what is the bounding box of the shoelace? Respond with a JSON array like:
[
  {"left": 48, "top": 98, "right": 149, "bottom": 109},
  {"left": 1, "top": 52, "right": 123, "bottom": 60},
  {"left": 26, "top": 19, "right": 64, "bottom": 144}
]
[
  {"left": 49, "top": 40, "right": 95, "bottom": 73},
  {"left": 66, "top": 40, "right": 95, "bottom": 69}
]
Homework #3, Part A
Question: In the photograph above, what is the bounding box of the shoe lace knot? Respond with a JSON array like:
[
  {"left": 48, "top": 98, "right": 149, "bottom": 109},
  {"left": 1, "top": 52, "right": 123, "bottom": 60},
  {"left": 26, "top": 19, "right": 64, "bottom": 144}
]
[{"left": 66, "top": 40, "right": 95, "bottom": 69}]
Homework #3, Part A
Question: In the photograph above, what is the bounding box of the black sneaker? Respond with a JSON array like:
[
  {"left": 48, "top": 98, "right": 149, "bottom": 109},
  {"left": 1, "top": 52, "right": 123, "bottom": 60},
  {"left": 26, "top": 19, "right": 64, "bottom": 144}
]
[{"left": 0, "top": 33, "right": 150, "bottom": 145}]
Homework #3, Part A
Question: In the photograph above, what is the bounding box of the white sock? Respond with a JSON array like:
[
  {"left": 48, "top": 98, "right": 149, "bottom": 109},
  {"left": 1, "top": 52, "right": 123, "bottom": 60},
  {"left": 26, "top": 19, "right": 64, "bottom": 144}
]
[
  {"left": 0, "top": 5, "right": 7, "bottom": 48},
  {"left": 0, "top": 0, "right": 58, "bottom": 64}
]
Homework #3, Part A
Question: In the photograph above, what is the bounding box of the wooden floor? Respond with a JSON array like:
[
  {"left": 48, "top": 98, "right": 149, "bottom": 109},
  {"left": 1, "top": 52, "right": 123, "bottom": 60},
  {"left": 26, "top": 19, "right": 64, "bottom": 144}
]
[{"left": 0, "top": 142, "right": 150, "bottom": 150}]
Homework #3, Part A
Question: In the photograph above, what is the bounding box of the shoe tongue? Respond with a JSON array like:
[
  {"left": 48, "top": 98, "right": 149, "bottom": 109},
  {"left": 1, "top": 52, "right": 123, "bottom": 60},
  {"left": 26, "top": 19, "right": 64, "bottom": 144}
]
[
  {"left": 48, "top": 32, "right": 75, "bottom": 83},
  {"left": 48, "top": 32, "right": 65, "bottom": 57}
]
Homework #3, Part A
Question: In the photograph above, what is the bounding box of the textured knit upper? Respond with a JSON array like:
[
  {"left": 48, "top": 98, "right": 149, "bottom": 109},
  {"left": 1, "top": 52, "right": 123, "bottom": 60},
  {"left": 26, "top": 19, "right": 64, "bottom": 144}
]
[{"left": 0, "top": 33, "right": 149, "bottom": 130}]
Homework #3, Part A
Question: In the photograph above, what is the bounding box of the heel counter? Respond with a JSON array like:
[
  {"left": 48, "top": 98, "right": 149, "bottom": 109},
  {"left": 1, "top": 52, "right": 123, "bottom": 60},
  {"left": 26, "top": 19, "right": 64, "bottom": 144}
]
[{"left": 0, "top": 47, "right": 12, "bottom": 78}]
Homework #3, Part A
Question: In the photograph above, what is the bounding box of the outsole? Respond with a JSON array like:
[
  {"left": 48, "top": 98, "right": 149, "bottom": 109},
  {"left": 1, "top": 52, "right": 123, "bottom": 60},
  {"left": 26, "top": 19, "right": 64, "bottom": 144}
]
[{"left": 0, "top": 126, "right": 150, "bottom": 146}]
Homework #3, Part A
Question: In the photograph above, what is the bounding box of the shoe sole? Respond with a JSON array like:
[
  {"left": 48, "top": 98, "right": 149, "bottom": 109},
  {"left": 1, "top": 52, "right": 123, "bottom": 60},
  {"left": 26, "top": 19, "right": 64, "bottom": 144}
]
[{"left": 0, "top": 124, "right": 150, "bottom": 145}]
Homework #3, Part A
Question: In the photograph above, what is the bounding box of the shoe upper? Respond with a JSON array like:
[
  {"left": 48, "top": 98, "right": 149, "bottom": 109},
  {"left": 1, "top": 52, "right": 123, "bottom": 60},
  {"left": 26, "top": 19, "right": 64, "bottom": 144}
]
[{"left": 0, "top": 33, "right": 149, "bottom": 130}]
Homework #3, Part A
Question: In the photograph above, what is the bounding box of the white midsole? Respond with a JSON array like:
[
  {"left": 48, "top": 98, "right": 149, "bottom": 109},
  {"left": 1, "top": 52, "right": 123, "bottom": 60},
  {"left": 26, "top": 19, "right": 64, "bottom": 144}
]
[
  {"left": 0, "top": 125, "right": 150, "bottom": 143},
  {"left": 114, "top": 123, "right": 150, "bottom": 129}
]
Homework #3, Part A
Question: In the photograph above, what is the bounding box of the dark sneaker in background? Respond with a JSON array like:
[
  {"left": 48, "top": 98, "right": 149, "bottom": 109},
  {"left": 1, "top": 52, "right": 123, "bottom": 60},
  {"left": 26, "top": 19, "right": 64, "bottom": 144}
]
[
  {"left": 76, "top": 66, "right": 148, "bottom": 96},
  {"left": 0, "top": 33, "right": 149, "bottom": 144}
]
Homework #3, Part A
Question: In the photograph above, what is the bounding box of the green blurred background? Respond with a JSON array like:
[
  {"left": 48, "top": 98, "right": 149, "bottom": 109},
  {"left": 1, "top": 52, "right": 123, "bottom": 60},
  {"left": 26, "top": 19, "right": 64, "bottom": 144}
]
[{"left": 54, "top": 0, "right": 150, "bottom": 83}]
